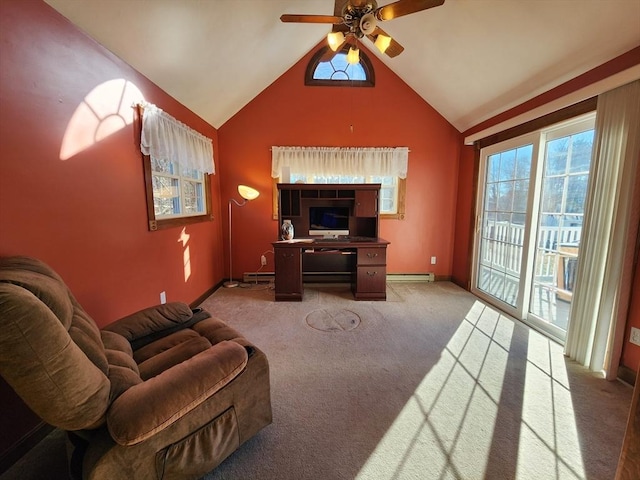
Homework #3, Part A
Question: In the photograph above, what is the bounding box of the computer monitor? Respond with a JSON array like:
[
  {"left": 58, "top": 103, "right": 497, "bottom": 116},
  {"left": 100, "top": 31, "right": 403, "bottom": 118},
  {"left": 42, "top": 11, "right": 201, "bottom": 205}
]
[{"left": 308, "top": 206, "right": 349, "bottom": 237}]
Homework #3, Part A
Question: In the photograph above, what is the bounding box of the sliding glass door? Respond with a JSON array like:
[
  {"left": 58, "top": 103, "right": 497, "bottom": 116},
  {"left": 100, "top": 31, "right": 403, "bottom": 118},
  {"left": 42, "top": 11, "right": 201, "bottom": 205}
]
[
  {"left": 476, "top": 140, "right": 536, "bottom": 317},
  {"left": 527, "top": 125, "right": 594, "bottom": 339},
  {"left": 473, "top": 115, "right": 595, "bottom": 342}
]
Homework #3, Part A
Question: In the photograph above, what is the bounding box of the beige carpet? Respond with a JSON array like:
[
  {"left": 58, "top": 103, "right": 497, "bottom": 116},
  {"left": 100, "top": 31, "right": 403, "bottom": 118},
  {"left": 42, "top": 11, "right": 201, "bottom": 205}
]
[
  {"left": 1, "top": 282, "right": 632, "bottom": 480},
  {"left": 199, "top": 282, "right": 632, "bottom": 480}
]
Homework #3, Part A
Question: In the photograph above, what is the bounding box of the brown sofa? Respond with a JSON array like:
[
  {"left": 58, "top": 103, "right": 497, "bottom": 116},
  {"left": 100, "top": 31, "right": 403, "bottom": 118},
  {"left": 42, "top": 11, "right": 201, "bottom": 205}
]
[{"left": 0, "top": 256, "right": 272, "bottom": 479}]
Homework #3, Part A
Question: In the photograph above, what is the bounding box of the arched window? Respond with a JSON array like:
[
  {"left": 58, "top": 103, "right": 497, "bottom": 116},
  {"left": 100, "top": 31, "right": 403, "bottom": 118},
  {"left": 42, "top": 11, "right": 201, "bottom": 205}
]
[{"left": 305, "top": 46, "right": 375, "bottom": 87}]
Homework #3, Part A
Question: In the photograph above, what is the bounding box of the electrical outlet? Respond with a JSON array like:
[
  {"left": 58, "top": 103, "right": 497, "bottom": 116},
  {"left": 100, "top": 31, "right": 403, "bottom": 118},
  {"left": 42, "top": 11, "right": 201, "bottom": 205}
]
[
  {"left": 260, "top": 255, "right": 267, "bottom": 266},
  {"left": 431, "top": 256, "right": 437, "bottom": 265},
  {"left": 630, "top": 327, "right": 640, "bottom": 346},
  {"left": 160, "top": 291, "right": 166, "bottom": 304}
]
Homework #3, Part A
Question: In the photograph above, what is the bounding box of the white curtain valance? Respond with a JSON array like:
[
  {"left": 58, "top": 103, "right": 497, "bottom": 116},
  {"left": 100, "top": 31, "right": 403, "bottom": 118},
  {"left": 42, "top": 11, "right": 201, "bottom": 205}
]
[
  {"left": 271, "top": 146, "right": 409, "bottom": 179},
  {"left": 140, "top": 102, "right": 215, "bottom": 174}
]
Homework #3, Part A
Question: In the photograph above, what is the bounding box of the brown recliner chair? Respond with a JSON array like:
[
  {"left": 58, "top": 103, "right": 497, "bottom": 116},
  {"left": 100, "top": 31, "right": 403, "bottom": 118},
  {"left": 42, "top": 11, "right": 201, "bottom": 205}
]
[{"left": 0, "top": 256, "right": 272, "bottom": 479}]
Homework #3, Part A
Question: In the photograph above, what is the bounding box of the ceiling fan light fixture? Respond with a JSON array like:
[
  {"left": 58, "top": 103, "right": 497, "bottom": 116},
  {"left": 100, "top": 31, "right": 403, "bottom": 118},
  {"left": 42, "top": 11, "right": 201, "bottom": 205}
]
[
  {"left": 282, "top": 0, "right": 446, "bottom": 59},
  {"left": 347, "top": 46, "right": 360, "bottom": 65},
  {"left": 374, "top": 34, "right": 392, "bottom": 54},
  {"left": 327, "top": 31, "right": 345, "bottom": 51},
  {"left": 359, "top": 13, "right": 377, "bottom": 35}
]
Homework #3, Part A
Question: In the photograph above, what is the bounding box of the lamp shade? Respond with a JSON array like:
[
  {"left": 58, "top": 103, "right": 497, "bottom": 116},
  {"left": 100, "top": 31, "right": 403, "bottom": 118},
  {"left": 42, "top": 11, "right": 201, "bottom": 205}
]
[
  {"left": 347, "top": 46, "right": 360, "bottom": 65},
  {"left": 237, "top": 184, "right": 259, "bottom": 201},
  {"left": 359, "top": 14, "right": 376, "bottom": 35},
  {"left": 327, "top": 32, "right": 345, "bottom": 51}
]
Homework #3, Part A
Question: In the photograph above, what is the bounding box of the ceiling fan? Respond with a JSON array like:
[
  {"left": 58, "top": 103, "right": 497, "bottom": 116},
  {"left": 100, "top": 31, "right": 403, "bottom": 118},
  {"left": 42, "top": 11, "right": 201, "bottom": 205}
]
[{"left": 280, "top": 0, "right": 445, "bottom": 63}]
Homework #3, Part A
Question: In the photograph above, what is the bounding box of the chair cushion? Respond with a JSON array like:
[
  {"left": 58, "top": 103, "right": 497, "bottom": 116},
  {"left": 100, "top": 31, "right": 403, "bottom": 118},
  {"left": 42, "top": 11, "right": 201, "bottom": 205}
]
[
  {"left": 0, "top": 257, "right": 74, "bottom": 329},
  {"left": 133, "top": 329, "right": 201, "bottom": 364},
  {"left": 105, "top": 303, "right": 195, "bottom": 345},
  {"left": 193, "top": 317, "right": 249, "bottom": 347},
  {"left": 107, "top": 341, "right": 249, "bottom": 445},
  {"left": 0, "top": 283, "right": 111, "bottom": 430},
  {"left": 102, "top": 330, "right": 142, "bottom": 401},
  {"left": 137, "top": 333, "right": 213, "bottom": 380},
  {"left": 0, "top": 256, "right": 108, "bottom": 374},
  {"left": 69, "top": 308, "right": 109, "bottom": 374}
]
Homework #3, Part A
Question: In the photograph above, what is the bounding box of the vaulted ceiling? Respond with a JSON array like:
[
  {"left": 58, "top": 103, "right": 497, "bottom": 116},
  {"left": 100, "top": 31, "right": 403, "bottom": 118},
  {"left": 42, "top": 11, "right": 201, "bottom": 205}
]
[{"left": 44, "top": 0, "right": 640, "bottom": 132}]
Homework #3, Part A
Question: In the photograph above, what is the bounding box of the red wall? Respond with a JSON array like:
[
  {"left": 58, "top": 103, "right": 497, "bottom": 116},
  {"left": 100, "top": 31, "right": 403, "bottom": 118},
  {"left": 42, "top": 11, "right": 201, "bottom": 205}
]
[
  {"left": 623, "top": 261, "right": 640, "bottom": 371},
  {"left": 0, "top": 0, "right": 225, "bottom": 461},
  {"left": 0, "top": 0, "right": 225, "bottom": 326},
  {"left": 218, "top": 42, "right": 462, "bottom": 279}
]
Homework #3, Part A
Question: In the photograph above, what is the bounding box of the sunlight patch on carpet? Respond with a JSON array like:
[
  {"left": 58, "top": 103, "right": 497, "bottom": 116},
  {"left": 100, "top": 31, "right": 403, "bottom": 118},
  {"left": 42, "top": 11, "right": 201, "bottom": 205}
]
[
  {"left": 355, "top": 300, "right": 586, "bottom": 479},
  {"left": 355, "top": 301, "right": 512, "bottom": 478},
  {"left": 515, "top": 334, "right": 585, "bottom": 479}
]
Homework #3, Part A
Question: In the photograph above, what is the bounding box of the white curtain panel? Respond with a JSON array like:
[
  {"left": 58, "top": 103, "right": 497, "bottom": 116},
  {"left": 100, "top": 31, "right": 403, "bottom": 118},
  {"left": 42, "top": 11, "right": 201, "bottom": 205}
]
[
  {"left": 564, "top": 80, "right": 640, "bottom": 378},
  {"left": 271, "top": 146, "right": 409, "bottom": 179},
  {"left": 140, "top": 102, "right": 215, "bottom": 174}
]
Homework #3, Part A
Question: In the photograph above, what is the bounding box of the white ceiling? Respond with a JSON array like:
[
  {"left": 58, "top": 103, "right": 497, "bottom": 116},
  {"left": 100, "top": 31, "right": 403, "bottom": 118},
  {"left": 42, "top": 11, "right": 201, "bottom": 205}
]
[{"left": 44, "top": 0, "right": 640, "bottom": 132}]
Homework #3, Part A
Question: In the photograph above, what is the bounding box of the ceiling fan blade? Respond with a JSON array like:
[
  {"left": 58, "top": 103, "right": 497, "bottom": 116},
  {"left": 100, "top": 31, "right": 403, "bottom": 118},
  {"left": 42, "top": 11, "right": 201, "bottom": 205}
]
[
  {"left": 383, "top": 38, "right": 404, "bottom": 58},
  {"left": 367, "top": 26, "right": 405, "bottom": 57},
  {"left": 280, "top": 14, "right": 343, "bottom": 24},
  {"left": 375, "top": 0, "right": 445, "bottom": 21},
  {"left": 333, "top": 0, "right": 348, "bottom": 16}
]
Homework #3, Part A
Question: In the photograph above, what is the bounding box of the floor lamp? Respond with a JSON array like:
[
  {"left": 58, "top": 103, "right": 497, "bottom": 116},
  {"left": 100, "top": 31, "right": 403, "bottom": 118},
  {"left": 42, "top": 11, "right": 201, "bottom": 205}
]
[{"left": 224, "top": 184, "right": 260, "bottom": 288}]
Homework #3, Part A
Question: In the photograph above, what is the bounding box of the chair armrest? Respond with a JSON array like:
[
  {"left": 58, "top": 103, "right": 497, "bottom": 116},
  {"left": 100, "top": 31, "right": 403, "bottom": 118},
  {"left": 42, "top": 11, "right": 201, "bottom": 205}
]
[
  {"left": 106, "top": 340, "right": 248, "bottom": 446},
  {"left": 103, "top": 303, "right": 210, "bottom": 349}
]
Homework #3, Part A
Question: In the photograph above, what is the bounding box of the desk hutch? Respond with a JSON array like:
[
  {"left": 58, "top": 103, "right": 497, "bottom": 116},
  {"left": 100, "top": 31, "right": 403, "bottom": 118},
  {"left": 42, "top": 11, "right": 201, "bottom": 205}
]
[{"left": 272, "top": 183, "right": 389, "bottom": 301}]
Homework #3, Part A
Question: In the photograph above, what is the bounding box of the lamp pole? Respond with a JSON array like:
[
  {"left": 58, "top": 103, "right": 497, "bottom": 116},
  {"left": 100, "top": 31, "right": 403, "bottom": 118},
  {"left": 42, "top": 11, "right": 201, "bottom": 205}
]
[
  {"left": 224, "top": 185, "right": 260, "bottom": 288},
  {"left": 224, "top": 198, "right": 248, "bottom": 288}
]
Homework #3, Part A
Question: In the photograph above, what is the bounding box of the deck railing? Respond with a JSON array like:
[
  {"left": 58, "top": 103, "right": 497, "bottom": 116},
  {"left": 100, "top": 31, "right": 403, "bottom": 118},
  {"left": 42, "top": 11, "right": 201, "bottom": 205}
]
[{"left": 482, "top": 222, "right": 582, "bottom": 281}]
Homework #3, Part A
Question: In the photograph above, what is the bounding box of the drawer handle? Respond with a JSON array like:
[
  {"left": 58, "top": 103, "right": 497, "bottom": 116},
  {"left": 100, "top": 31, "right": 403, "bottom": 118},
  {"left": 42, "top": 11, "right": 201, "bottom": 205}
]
[
  {"left": 367, "top": 271, "right": 377, "bottom": 276},
  {"left": 282, "top": 253, "right": 295, "bottom": 258},
  {"left": 366, "top": 253, "right": 378, "bottom": 258}
]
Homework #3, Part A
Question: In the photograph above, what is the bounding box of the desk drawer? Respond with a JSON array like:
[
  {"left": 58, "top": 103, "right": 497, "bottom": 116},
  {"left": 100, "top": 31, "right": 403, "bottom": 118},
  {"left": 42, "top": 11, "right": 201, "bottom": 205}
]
[
  {"left": 356, "top": 265, "right": 386, "bottom": 293},
  {"left": 357, "top": 248, "right": 386, "bottom": 265},
  {"left": 274, "top": 249, "right": 302, "bottom": 300}
]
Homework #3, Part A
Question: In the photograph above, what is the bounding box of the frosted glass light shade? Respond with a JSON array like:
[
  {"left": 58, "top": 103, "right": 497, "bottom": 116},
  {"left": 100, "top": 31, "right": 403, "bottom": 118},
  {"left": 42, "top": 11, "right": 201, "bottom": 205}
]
[
  {"left": 327, "top": 32, "right": 345, "bottom": 51},
  {"left": 238, "top": 185, "right": 259, "bottom": 200},
  {"left": 347, "top": 47, "right": 360, "bottom": 65},
  {"left": 374, "top": 34, "right": 392, "bottom": 54}
]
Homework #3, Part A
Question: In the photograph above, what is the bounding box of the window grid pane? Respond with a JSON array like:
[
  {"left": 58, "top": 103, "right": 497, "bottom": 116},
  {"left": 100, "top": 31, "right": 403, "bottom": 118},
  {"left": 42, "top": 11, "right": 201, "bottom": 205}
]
[
  {"left": 529, "top": 127, "right": 594, "bottom": 331},
  {"left": 153, "top": 175, "right": 181, "bottom": 217},
  {"left": 151, "top": 157, "right": 176, "bottom": 175},
  {"left": 478, "top": 144, "right": 533, "bottom": 307},
  {"left": 286, "top": 173, "right": 398, "bottom": 214},
  {"left": 151, "top": 156, "right": 206, "bottom": 219},
  {"left": 313, "top": 52, "right": 367, "bottom": 81}
]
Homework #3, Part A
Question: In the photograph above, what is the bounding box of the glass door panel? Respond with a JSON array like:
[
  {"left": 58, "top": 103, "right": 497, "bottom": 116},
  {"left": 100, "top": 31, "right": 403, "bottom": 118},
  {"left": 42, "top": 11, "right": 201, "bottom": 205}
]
[
  {"left": 476, "top": 144, "right": 533, "bottom": 308},
  {"left": 528, "top": 129, "right": 594, "bottom": 336}
]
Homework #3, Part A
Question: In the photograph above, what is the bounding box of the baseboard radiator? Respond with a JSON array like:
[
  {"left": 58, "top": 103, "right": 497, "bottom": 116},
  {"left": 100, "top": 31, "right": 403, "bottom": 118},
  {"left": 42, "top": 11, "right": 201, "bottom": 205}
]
[
  {"left": 243, "top": 272, "right": 442, "bottom": 284},
  {"left": 243, "top": 272, "right": 275, "bottom": 283},
  {"left": 387, "top": 273, "right": 436, "bottom": 282}
]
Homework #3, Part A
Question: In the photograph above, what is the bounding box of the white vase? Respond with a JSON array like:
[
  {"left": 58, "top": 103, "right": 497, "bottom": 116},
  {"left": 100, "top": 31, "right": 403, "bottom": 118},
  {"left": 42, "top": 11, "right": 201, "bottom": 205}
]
[{"left": 281, "top": 220, "right": 294, "bottom": 240}]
